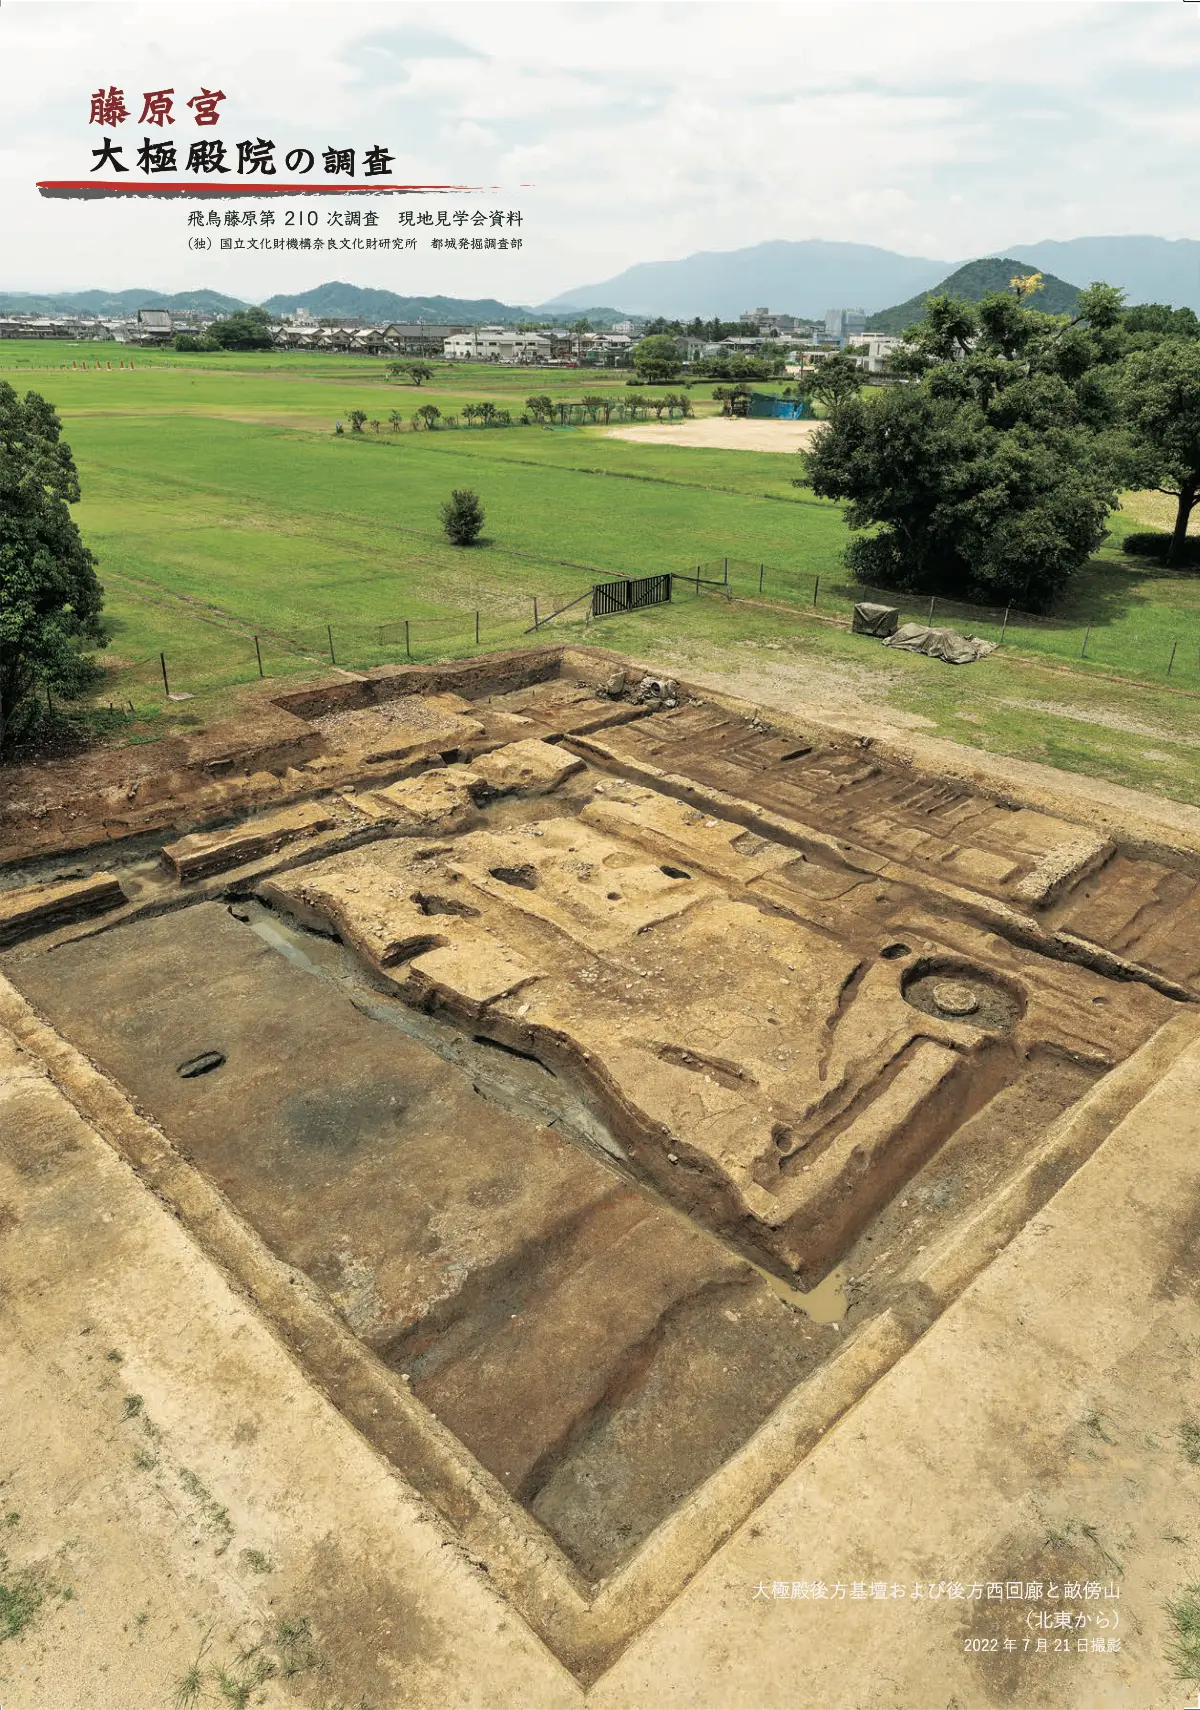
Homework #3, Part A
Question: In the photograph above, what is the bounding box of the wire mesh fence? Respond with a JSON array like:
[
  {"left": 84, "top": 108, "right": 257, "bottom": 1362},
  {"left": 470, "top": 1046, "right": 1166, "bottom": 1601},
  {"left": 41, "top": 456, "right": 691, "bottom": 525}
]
[
  {"left": 89, "top": 610, "right": 525, "bottom": 716},
  {"left": 80, "top": 549, "right": 1200, "bottom": 722},
  {"left": 86, "top": 577, "right": 637, "bottom": 716},
  {"left": 692, "top": 558, "right": 1200, "bottom": 686}
]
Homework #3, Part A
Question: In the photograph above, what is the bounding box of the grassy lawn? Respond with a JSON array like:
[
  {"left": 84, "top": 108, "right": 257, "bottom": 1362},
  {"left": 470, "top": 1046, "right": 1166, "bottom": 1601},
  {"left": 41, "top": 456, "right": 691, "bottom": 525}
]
[
  {"left": 588, "top": 595, "right": 1200, "bottom": 804},
  {"left": 6, "top": 342, "right": 1200, "bottom": 803}
]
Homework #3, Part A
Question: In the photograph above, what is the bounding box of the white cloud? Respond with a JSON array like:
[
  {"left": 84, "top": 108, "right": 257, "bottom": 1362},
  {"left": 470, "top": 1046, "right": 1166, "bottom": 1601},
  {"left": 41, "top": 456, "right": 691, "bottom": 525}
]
[{"left": 0, "top": 1, "right": 1197, "bottom": 303}]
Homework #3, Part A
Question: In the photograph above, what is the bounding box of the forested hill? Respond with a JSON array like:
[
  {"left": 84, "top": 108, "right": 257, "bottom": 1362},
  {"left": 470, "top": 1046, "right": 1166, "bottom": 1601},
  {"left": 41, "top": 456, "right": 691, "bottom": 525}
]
[{"left": 866, "top": 257, "right": 1081, "bottom": 334}]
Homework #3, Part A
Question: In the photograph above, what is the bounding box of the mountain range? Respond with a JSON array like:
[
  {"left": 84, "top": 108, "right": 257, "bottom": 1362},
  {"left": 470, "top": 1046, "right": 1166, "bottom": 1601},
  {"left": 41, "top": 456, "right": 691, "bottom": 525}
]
[
  {"left": 546, "top": 235, "right": 1200, "bottom": 319},
  {"left": 0, "top": 288, "right": 249, "bottom": 317},
  {"left": 6, "top": 235, "right": 1200, "bottom": 328},
  {"left": 0, "top": 283, "right": 616, "bottom": 326},
  {"left": 259, "top": 283, "right": 537, "bottom": 323}
]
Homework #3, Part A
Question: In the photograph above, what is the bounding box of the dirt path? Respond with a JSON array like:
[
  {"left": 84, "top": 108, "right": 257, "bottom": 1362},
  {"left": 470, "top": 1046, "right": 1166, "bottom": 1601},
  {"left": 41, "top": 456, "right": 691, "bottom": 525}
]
[{"left": 602, "top": 418, "right": 823, "bottom": 453}]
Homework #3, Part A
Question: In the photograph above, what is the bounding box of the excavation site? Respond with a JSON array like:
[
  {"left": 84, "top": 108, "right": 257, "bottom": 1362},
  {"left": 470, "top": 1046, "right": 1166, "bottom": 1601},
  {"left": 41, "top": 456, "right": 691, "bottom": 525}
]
[{"left": 3, "top": 644, "right": 1199, "bottom": 1688}]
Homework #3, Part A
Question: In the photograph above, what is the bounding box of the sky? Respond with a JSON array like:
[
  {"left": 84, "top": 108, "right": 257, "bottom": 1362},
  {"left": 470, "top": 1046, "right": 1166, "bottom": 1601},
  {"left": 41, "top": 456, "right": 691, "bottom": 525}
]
[{"left": 1, "top": 0, "right": 1199, "bottom": 306}]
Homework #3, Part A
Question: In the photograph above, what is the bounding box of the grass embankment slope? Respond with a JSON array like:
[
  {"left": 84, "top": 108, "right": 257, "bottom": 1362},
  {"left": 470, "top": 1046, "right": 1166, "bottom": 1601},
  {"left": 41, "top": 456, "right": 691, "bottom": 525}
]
[{"left": 5, "top": 344, "right": 1200, "bottom": 806}]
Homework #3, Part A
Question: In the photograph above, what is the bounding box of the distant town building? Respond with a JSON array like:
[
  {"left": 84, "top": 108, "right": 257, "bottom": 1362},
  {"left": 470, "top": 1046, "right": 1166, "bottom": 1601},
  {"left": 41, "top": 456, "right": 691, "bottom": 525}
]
[
  {"left": 739, "top": 307, "right": 797, "bottom": 336},
  {"left": 576, "top": 331, "right": 633, "bottom": 363},
  {"left": 380, "top": 323, "right": 465, "bottom": 355},
  {"left": 0, "top": 315, "right": 98, "bottom": 340},
  {"left": 134, "top": 308, "right": 174, "bottom": 343},
  {"left": 272, "top": 323, "right": 370, "bottom": 352},
  {"left": 673, "top": 336, "right": 708, "bottom": 361},
  {"left": 269, "top": 321, "right": 466, "bottom": 355},
  {"left": 865, "top": 334, "right": 905, "bottom": 373},
  {"left": 444, "top": 326, "right": 575, "bottom": 363},
  {"left": 824, "top": 307, "right": 866, "bottom": 341}
]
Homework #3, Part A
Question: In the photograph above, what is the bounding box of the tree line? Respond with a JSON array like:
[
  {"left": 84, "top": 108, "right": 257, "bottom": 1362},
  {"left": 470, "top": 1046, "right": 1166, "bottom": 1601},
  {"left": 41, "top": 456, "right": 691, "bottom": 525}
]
[{"left": 335, "top": 392, "right": 698, "bottom": 434}]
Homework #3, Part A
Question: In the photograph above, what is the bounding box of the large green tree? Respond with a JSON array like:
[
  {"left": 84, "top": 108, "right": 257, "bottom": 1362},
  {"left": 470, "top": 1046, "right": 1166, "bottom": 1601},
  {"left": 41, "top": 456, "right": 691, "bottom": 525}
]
[
  {"left": 206, "top": 306, "right": 275, "bottom": 350},
  {"left": 632, "top": 334, "right": 682, "bottom": 382},
  {"left": 1124, "top": 302, "right": 1200, "bottom": 344},
  {"left": 809, "top": 353, "right": 863, "bottom": 423},
  {"left": 0, "top": 384, "right": 106, "bottom": 753},
  {"left": 1118, "top": 338, "right": 1200, "bottom": 566},
  {"left": 804, "top": 284, "right": 1128, "bottom": 608}
]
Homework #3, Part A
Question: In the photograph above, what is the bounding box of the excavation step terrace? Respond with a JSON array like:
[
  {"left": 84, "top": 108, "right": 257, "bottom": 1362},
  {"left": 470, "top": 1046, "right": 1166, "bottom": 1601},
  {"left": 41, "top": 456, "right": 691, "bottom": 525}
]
[{"left": 0, "top": 870, "right": 125, "bottom": 945}]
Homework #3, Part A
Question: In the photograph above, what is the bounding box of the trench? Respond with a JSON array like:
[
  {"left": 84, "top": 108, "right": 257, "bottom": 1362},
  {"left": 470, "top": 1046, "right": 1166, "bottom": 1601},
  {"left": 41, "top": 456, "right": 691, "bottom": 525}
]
[
  {"left": 7, "top": 674, "right": 1186, "bottom": 1596},
  {"left": 213, "top": 896, "right": 856, "bottom": 1578},
  {"left": 236, "top": 895, "right": 852, "bottom": 1324},
  {"left": 235, "top": 897, "right": 627, "bottom": 1171}
]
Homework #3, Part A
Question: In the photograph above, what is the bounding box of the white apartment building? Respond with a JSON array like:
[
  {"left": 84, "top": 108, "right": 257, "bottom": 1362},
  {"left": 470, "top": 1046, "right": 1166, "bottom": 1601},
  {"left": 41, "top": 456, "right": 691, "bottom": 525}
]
[
  {"left": 858, "top": 334, "right": 905, "bottom": 372},
  {"left": 444, "top": 327, "right": 561, "bottom": 363}
]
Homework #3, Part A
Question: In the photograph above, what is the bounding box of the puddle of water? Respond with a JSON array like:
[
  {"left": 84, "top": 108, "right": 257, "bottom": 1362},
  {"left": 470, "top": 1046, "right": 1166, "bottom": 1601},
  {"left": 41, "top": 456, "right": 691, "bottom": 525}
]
[{"left": 757, "top": 1261, "right": 849, "bottom": 1325}]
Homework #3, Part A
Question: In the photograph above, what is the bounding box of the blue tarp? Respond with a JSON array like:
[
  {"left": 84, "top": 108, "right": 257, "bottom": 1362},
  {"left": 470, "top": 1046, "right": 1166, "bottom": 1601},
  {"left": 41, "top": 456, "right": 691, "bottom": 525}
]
[{"left": 747, "top": 394, "right": 807, "bottom": 419}]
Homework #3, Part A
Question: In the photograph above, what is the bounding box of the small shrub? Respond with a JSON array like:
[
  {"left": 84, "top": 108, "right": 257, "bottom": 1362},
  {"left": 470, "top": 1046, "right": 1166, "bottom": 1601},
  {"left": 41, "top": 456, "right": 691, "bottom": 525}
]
[
  {"left": 441, "top": 489, "right": 485, "bottom": 546},
  {"left": 274, "top": 1615, "right": 318, "bottom": 1676},
  {"left": 1121, "top": 531, "right": 1200, "bottom": 565},
  {"left": 0, "top": 1560, "right": 44, "bottom": 1640},
  {"left": 172, "top": 1660, "right": 204, "bottom": 1710},
  {"left": 1168, "top": 1583, "right": 1200, "bottom": 1679}
]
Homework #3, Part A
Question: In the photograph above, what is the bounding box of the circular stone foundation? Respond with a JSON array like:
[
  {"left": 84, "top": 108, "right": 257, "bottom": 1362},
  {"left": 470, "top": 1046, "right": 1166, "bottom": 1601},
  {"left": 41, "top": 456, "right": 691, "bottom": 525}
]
[
  {"left": 930, "top": 980, "right": 980, "bottom": 1017},
  {"left": 902, "top": 967, "right": 1022, "bottom": 1032}
]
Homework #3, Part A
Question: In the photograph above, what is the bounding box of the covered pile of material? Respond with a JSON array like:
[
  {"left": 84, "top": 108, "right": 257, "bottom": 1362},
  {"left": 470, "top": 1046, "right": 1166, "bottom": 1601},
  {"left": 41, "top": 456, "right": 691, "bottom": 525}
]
[
  {"left": 882, "top": 623, "right": 998, "bottom": 664},
  {"left": 852, "top": 602, "right": 900, "bottom": 637}
]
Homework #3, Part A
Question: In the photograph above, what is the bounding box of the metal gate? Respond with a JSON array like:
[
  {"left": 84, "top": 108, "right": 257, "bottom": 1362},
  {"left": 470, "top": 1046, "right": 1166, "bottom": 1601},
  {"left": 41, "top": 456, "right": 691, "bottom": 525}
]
[{"left": 591, "top": 573, "right": 673, "bottom": 618}]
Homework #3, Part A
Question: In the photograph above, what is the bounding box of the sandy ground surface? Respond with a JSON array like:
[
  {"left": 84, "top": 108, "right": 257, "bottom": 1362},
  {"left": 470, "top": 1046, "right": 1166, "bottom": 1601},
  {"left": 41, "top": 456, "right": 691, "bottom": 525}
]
[
  {"left": 602, "top": 417, "right": 823, "bottom": 453},
  {"left": 626, "top": 637, "right": 931, "bottom": 728}
]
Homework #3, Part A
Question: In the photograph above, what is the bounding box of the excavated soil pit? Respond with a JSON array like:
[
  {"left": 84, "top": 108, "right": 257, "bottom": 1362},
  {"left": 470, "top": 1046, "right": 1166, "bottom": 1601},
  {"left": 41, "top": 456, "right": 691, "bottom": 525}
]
[
  {"left": 6, "top": 649, "right": 1200, "bottom": 1674},
  {"left": 7, "top": 901, "right": 839, "bottom": 1581}
]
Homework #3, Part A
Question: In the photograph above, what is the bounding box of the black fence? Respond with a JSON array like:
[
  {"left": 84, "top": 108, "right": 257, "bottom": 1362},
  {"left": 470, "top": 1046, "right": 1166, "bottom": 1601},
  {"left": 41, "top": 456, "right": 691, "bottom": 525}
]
[{"left": 592, "top": 573, "right": 673, "bottom": 618}]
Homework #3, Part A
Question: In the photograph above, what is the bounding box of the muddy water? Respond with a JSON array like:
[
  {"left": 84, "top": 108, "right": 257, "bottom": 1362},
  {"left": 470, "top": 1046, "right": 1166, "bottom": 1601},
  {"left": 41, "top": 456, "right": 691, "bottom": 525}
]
[{"left": 758, "top": 1261, "right": 849, "bottom": 1325}]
